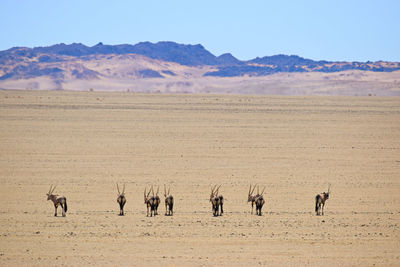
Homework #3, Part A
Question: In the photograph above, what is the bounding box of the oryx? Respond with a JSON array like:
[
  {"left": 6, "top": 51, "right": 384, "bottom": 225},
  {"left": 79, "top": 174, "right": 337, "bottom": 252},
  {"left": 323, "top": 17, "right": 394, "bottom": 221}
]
[
  {"left": 215, "top": 185, "right": 224, "bottom": 215},
  {"left": 164, "top": 185, "right": 174, "bottom": 216},
  {"left": 315, "top": 184, "right": 331, "bottom": 216},
  {"left": 144, "top": 186, "right": 156, "bottom": 217},
  {"left": 254, "top": 185, "right": 266, "bottom": 216},
  {"left": 116, "top": 183, "right": 126, "bottom": 216},
  {"left": 247, "top": 184, "right": 258, "bottom": 214},
  {"left": 210, "top": 185, "right": 223, "bottom": 216},
  {"left": 46, "top": 185, "right": 67, "bottom": 217},
  {"left": 153, "top": 186, "right": 161, "bottom": 215}
]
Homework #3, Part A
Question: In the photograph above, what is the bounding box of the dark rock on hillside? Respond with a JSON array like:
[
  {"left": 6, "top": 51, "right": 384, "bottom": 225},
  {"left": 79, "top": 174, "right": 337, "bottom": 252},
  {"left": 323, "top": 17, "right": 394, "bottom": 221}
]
[
  {"left": 0, "top": 64, "right": 64, "bottom": 80},
  {"left": 33, "top": 43, "right": 91, "bottom": 57},
  {"left": 249, "top": 54, "right": 325, "bottom": 66},
  {"left": 217, "top": 53, "right": 243, "bottom": 65},
  {"left": 38, "top": 55, "right": 64, "bottom": 63},
  {"left": 138, "top": 69, "right": 164, "bottom": 78},
  {"left": 130, "top": 41, "right": 219, "bottom": 66},
  {"left": 71, "top": 67, "right": 100, "bottom": 79}
]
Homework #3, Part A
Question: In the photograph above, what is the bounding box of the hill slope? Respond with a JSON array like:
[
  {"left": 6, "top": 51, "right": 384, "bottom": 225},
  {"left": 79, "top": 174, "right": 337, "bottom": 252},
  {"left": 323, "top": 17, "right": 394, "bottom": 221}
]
[{"left": 0, "top": 41, "right": 399, "bottom": 95}]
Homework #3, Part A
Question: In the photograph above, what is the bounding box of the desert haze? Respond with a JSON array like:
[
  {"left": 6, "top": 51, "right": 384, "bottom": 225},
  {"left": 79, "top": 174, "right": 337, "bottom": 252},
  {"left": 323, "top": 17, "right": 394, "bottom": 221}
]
[{"left": 0, "top": 90, "right": 399, "bottom": 266}]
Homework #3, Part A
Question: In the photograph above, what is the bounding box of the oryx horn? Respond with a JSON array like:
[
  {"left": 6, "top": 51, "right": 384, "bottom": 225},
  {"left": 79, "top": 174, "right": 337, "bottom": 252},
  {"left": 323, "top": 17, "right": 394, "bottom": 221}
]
[
  {"left": 50, "top": 185, "right": 57, "bottom": 194},
  {"left": 215, "top": 185, "right": 221, "bottom": 195},
  {"left": 211, "top": 184, "right": 217, "bottom": 195},
  {"left": 260, "top": 186, "right": 266, "bottom": 195},
  {"left": 251, "top": 184, "right": 256, "bottom": 195}
]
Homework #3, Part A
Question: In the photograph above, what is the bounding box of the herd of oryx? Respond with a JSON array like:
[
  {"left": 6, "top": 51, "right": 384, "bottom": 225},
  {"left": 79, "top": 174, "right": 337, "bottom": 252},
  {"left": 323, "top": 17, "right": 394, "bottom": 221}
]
[{"left": 46, "top": 183, "right": 331, "bottom": 217}]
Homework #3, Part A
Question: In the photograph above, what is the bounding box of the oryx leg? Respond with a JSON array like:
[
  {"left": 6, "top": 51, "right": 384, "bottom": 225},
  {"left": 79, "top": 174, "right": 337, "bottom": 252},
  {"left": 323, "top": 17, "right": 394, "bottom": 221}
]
[
  {"left": 251, "top": 202, "right": 254, "bottom": 214},
  {"left": 165, "top": 202, "right": 168, "bottom": 216},
  {"left": 61, "top": 203, "right": 65, "bottom": 217},
  {"left": 322, "top": 203, "right": 325, "bottom": 216},
  {"left": 54, "top": 204, "right": 58, "bottom": 217}
]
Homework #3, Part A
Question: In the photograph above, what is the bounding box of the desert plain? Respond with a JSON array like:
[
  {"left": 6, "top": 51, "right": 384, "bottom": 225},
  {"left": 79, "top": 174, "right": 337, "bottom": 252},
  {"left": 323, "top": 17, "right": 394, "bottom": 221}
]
[{"left": 0, "top": 90, "right": 399, "bottom": 266}]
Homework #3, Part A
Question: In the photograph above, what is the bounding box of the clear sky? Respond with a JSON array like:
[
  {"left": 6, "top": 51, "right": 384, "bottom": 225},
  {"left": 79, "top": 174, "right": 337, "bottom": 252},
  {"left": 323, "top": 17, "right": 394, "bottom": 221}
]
[{"left": 1, "top": 0, "right": 399, "bottom": 61}]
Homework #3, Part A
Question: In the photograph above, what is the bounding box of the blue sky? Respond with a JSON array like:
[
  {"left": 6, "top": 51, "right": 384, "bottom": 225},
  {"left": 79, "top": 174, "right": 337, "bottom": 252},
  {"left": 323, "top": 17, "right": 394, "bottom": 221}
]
[{"left": 1, "top": 0, "right": 399, "bottom": 61}]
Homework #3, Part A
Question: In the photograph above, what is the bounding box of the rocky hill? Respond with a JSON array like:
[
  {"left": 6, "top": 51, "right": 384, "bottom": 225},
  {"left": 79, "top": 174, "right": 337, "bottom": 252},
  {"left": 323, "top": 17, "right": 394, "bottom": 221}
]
[{"left": 0, "top": 41, "right": 399, "bottom": 95}]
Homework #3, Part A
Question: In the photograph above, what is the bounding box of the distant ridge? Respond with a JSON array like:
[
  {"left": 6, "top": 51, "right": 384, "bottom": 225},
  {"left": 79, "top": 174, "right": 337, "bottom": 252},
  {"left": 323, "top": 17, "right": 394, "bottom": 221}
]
[
  {"left": 0, "top": 41, "right": 223, "bottom": 66},
  {"left": 0, "top": 41, "right": 400, "bottom": 84}
]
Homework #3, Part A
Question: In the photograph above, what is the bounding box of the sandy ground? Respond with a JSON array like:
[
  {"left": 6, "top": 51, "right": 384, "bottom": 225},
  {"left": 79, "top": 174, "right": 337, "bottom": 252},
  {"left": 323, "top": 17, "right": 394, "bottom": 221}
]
[{"left": 0, "top": 90, "right": 399, "bottom": 266}]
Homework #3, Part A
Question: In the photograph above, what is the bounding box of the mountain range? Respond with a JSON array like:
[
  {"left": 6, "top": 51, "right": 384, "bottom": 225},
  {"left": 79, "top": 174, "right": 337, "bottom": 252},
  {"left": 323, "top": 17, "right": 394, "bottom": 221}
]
[{"left": 0, "top": 41, "right": 399, "bottom": 95}]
